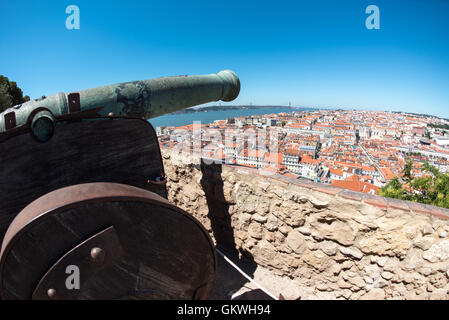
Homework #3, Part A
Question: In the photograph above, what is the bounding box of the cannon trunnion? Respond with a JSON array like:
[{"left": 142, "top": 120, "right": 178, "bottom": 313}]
[{"left": 0, "top": 70, "right": 241, "bottom": 299}]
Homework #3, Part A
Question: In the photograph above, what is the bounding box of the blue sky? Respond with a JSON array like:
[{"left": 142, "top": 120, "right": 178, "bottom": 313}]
[{"left": 1, "top": 0, "right": 448, "bottom": 117}]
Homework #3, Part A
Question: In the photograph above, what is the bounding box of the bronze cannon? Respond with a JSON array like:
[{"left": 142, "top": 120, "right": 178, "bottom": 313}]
[{"left": 0, "top": 70, "right": 240, "bottom": 299}]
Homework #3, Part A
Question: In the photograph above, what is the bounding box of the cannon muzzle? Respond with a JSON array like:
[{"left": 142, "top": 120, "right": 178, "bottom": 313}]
[{"left": 0, "top": 70, "right": 240, "bottom": 141}]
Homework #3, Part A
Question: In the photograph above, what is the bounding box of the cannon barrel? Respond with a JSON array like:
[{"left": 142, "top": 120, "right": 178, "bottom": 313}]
[{"left": 0, "top": 70, "right": 240, "bottom": 140}]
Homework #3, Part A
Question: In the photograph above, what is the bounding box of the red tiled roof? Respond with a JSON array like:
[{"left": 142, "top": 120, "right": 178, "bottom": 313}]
[
  {"left": 248, "top": 150, "right": 265, "bottom": 158},
  {"left": 331, "top": 176, "right": 379, "bottom": 194},
  {"left": 264, "top": 152, "right": 283, "bottom": 164}
]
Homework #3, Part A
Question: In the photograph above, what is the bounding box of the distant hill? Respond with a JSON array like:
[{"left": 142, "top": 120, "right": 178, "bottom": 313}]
[
  {"left": 391, "top": 110, "right": 448, "bottom": 121},
  {"left": 170, "top": 105, "right": 315, "bottom": 114}
]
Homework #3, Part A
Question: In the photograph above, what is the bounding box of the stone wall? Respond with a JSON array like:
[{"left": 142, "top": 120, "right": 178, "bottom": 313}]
[{"left": 161, "top": 148, "right": 449, "bottom": 300}]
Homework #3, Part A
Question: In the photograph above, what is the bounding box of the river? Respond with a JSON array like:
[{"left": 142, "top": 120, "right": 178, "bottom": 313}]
[{"left": 148, "top": 107, "right": 308, "bottom": 128}]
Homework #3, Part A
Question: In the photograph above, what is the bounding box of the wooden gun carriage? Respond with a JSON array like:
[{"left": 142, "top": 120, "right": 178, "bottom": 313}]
[{"left": 0, "top": 70, "right": 240, "bottom": 299}]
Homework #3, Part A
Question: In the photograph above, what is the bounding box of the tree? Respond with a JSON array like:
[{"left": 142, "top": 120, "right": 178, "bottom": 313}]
[
  {"left": 378, "top": 161, "right": 449, "bottom": 209},
  {"left": 378, "top": 176, "right": 408, "bottom": 200},
  {"left": 0, "top": 75, "right": 30, "bottom": 113},
  {"left": 402, "top": 158, "right": 413, "bottom": 183}
]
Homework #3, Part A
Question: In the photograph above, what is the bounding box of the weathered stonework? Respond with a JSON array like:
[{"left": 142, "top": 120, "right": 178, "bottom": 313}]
[{"left": 162, "top": 149, "right": 449, "bottom": 300}]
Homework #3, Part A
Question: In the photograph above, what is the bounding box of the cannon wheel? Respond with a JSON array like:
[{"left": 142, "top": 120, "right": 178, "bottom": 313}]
[{"left": 0, "top": 182, "right": 216, "bottom": 300}]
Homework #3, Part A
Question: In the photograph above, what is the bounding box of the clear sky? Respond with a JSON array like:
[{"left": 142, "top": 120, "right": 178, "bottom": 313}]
[{"left": 1, "top": 0, "right": 448, "bottom": 117}]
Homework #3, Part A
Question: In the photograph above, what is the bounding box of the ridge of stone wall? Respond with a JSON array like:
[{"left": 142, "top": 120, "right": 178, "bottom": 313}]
[{"left": 161, "top": 148, "right": 449, "bottom": 300}]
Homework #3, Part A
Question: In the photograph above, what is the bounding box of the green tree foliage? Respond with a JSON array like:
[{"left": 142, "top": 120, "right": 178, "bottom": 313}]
[
  {"left": 402, "top": 158, "right": 413, "bottom": 183},
  {"left": 0, "top": 75, "right": 30, "bottom": 113},
  {"left": 378, "top": 160, "right": 449, "bottom": 209},
  {"left": 428, "top": 123, "right": 449, "bottom": 130}
]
